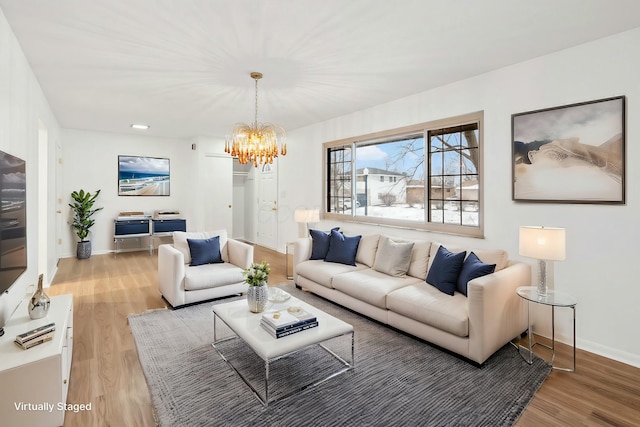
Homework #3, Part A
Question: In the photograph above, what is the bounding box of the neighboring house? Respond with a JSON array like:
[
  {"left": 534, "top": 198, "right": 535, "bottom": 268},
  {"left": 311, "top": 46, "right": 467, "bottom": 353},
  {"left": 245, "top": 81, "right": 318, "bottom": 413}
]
[
  {"left": 458, "top": 180, "right": 479, "bottom": 202},
  {"left": 356, "top": 167, "right": 407, "bottom": 206},
  {"left": 406, "top": 180, "right": 458, "bottom": 208}
]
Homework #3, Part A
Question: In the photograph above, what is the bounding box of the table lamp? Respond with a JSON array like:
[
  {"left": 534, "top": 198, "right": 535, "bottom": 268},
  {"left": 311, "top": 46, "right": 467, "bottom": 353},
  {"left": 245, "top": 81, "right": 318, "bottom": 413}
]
[
  {"left": 519, "top": 226, "right": 566, "bottom": 296},
  {"left": 294, "top": 209, "right": 320, "bottom": 238}
]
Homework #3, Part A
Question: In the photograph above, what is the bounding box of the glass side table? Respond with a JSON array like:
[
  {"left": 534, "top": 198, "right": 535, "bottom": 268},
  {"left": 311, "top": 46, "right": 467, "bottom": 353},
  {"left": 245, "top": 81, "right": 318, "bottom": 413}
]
[{"left": 516, "top": 286, "right": 577, "bottom": 372}]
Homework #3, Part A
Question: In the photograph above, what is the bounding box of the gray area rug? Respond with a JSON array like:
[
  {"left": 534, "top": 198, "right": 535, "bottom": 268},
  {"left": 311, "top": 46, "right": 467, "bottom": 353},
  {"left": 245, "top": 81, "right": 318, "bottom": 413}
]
[{"left": 129, "top": 283, "right": 550, "bottom": 426}]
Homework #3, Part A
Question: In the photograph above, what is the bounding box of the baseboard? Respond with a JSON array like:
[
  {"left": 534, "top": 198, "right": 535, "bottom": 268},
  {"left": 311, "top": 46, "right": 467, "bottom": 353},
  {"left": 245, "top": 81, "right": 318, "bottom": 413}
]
[
  {"left": 514, "top": 330, "right": 640, "bottom": 369},
  {"left": 578, "top": 338, "right": 640, "bottom": 368},
  {"left": 47, "top": 265, "right": 59, "bottom": 287}
]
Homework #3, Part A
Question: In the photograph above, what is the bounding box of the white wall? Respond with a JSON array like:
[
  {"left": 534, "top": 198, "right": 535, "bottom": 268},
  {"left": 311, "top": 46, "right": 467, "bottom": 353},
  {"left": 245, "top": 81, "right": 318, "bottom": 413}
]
[
  {"left": 60, "top": 132, "right": 245, "bottom": 257},
  {"left": 0, "top": 10, "right": 61, "bottom": 328},
  {"left": 279, "top": 28, "right": 640, "bottom": 367},
  {"left": 61, "top": 129, "right": 195, "bottom": 257}
]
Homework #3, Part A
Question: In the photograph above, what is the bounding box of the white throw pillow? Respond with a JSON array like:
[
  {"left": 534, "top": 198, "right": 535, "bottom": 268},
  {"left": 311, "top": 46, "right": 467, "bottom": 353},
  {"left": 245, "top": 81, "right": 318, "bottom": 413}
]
[
  {"left": 173, "top": 230, "right": 228, "bottom": 264},
  {"left": 407, "top": 240, "right": 432, "bottom": 279},
  {"left": 356, "top": 234, "right": 380, "bottom": 267},
  {"left": 373, "top": 236, "right": 415, "bottom": 277}
]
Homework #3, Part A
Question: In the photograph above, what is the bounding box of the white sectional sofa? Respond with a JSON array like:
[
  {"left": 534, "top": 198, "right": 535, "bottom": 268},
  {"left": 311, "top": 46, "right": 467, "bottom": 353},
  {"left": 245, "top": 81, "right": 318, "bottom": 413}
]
[
  {"left": 293, "top": 231, "right": 530, "bottom": 365},
  {"left": 158, "top": 230, "right": 253, "bottom": 308}
]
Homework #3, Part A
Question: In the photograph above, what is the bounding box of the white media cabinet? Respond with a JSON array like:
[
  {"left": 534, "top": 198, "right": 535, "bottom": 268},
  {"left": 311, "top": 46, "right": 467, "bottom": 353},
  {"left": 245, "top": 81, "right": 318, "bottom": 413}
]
[
  {"left": 0, "top": 294, "right": 74, "bottom": 427},
  {"left": 114, "top": 217, "right": 186, "bottom": 254}
]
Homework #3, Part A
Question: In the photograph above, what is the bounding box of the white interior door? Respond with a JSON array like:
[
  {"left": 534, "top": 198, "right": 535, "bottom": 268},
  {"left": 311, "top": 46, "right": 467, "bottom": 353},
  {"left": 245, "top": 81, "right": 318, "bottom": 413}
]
[
  {"left": 38, "top": 122, "right": 47, "bottom": 281},
  {"left": 202, "top": 154, "right": 233, "bottom": 232},
  {"left": 256, "top": 162, "right": 278, "bottom": 250}
]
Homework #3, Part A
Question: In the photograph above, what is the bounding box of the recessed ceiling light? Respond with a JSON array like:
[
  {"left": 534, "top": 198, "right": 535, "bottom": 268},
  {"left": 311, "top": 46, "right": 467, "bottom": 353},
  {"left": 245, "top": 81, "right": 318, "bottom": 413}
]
[{"left": 130, "top": 124, "right": 150, "bottom": 130}]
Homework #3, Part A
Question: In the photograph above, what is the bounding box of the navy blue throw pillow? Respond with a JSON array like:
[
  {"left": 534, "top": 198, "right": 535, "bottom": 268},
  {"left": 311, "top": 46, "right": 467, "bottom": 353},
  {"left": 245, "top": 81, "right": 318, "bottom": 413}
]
[
  {"left": 309, "top": 227, "right": 340, "bottom": 260},
  {"left": 456, "top": 252, "right": 496, "bottom": 296},
  {"left": 426, "top": 245, "right": 467, "bottom": 296},
  {"left": 324, "top": 229, "right": 361, "bottom": 266},
  {"left": 187, "top": 236, "right": 223, "bottom": 266}
]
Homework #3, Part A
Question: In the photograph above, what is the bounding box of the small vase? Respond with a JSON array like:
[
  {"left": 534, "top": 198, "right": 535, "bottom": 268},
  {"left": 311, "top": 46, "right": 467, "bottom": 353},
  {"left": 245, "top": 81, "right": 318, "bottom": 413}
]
[
  {"left": 28, "top": 274, "right": 50, "bottom": 320},
  {"left": 247, "top": 283, "right": 269, "bottom": 313}
]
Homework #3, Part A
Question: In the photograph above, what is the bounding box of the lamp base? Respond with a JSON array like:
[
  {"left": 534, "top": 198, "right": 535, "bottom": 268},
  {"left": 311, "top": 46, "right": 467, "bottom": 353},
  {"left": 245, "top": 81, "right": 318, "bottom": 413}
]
[{"left": 537, "top": 259, "right": 549, "bottom": 296}]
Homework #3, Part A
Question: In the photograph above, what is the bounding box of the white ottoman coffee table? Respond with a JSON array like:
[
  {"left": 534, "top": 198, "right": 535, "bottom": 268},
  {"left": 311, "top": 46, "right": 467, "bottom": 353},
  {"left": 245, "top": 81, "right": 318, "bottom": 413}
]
[{"left": 212, "top": 295, "right": 354, "bottom": 406}]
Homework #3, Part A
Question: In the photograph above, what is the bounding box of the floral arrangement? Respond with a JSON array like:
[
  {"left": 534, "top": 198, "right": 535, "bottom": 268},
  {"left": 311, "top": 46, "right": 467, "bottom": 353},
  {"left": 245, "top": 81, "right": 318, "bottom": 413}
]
[{"left": 243, "top": 260, "right": 270, "bottom": 286}]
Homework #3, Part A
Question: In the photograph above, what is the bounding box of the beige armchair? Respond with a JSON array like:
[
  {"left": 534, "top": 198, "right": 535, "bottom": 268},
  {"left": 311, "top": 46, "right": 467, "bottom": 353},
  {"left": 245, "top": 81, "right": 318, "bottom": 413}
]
[{"left": 158, "top": 230, "right": 253, "bottom": 307}]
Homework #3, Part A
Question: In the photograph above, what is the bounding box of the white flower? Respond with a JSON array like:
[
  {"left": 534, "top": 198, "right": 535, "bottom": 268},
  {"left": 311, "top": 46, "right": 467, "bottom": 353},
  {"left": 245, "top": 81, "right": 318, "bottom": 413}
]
[{"left": 243, "top": 260, "right": 270, "bottom": 286}]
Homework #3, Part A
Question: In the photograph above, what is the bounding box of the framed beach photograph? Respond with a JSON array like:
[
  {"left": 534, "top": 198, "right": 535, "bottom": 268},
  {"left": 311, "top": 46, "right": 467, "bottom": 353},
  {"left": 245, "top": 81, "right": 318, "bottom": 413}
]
[
  {"left": 118, "top": 155, "right": 170, "bottom": 196},
  {"left": 512, "top": 96, "right": 625, "bottom": 204}
]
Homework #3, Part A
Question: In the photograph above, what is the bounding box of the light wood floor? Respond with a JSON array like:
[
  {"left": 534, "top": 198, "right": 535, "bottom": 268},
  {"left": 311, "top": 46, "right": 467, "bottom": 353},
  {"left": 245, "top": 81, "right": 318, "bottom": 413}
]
[{"left": 47, "top": 247, "right": 640, "bottom": 426}]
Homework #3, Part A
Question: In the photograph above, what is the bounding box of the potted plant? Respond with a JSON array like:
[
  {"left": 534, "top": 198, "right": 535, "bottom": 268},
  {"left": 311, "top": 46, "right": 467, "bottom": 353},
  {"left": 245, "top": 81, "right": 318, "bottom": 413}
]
[
  {"left": 69, "top": 189, "right": 103, "bottom": 259},
  {"left": 244, "top": 260, "right": 270, "bottom": 313}
]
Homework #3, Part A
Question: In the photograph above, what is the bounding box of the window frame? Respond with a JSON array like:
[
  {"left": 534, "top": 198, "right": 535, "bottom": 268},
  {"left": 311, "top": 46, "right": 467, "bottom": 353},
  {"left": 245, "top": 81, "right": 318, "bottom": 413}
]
[{"left": 322, "top": 111, "right": 484, "bottom": 238}]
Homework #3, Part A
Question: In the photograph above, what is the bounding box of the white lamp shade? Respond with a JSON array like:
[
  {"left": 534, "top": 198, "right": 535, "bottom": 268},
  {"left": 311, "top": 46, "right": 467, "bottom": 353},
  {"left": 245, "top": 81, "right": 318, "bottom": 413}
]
[
  {"left": 294, "top": 209, "right": 319, "bottom": 223},
  {"left": 519, "top": 226, "right": 566, "bottom": 261}
]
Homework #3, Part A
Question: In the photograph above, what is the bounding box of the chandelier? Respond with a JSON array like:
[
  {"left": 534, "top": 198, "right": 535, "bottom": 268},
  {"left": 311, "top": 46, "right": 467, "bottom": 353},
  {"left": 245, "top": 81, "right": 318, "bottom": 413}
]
[{"left": 225, "top": 72, "right": 287, "bottom": 167}]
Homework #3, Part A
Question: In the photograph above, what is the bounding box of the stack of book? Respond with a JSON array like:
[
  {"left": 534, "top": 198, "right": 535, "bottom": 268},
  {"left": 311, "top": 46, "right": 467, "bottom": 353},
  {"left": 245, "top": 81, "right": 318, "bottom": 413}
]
[
  {"left": 14, "top": 322, "right": 56, "bottom": 350},
  {"left": 261, "top": 307, "right": 318, "bottom": 338}
]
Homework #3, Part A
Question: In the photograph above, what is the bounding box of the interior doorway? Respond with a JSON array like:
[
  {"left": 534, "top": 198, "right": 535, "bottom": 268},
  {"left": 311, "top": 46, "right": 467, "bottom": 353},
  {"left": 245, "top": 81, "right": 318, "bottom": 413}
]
[
  {"left": 37, "top": 121, "right": 48, "bottom": 283},
  {"left": 202, "top": 154, "right": 233, "bottom": 232},
  {"left": 256, "top": 162, "right": 278, "bottom": 250}
]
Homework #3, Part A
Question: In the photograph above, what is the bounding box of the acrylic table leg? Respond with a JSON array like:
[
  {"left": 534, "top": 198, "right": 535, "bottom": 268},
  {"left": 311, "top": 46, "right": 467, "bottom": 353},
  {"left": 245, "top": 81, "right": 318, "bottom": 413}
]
[
  {"left": 213, "top": 314, "right": 217, "bottom": 344},
  {"left": 526, "top": 301, "right": 533, "bottom": 363},
  {"left": 550, "top": 306, "right": 556, "bottom": 366},
  {"left": 264, "top": 359, "right": 270, "bottom": 407},
  {"left": 572, "top": 306, "right": 576, "bottom": 372}
]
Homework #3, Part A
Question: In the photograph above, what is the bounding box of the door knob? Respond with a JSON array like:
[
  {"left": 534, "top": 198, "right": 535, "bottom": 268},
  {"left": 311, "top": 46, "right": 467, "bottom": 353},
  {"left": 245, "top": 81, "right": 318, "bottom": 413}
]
[{"left": 228, "top": 205, "right": 232, "bottom": 208}]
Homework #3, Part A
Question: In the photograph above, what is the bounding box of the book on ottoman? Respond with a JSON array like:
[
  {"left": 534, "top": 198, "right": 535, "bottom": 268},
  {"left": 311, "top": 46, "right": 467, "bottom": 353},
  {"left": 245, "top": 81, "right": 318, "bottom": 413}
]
[{"left": 261, "top": 307, "right": 318, "bottom": 338}]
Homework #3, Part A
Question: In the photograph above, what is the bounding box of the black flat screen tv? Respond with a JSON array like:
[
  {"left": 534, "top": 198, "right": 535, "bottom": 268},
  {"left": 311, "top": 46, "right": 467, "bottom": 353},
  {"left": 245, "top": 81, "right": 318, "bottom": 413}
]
[{"left": 0, "top": 150, "right": 27, "bottom": 296}]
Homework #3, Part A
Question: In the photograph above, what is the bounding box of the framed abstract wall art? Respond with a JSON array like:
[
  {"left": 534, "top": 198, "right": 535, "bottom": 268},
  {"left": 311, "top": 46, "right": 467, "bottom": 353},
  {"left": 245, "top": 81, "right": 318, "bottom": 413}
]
[
  {"left": 512, "top": 96, "right": 625, "bottom": 204},
  {"left": 118, "top": 155, "right": 170, "bottom": 196}
]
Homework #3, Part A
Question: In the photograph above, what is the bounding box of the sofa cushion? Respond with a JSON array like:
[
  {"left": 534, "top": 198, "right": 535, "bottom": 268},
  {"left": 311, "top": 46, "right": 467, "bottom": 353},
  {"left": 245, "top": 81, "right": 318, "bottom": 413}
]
[
  {"left": 387, "top": 282, "right": 469, "bottom": 337},
  {"left": 187, "top": 236, "right": 223, "bottom": 266},
  {"left": 355, "top": 234, "right": 380, "bottom": 267},
  {"left": 333, "top": 269, "right": 422, "bottom": 309},
  {"left": 296, "top": 259, "right": 365, "bottom": 288},
  {"left": 426, "top": 245, "right": 466, "bottom": 296},
  {"left": 174, "top": 230, "right": 228, "bottom": 264},
  {"left": 309, "top": 227, "right": 339, "bottom": 260},
  {"left": 183, "top": 263, "right": 244, "bottom": 291},
  {"left": 325, "top": 230, "right": 361, "bottom": 266},
  {"left": 457, "top": 252, "right": 496, "bottom": 296},
  {"left": 373, "top": 236, "right": 414, "bottom": 277}
]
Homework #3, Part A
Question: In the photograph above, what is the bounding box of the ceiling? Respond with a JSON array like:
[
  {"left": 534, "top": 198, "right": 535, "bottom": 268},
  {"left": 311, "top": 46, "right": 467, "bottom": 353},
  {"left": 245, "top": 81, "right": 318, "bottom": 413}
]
[{"left": 2, "top": 0, "right": 640, "bottom": 140}]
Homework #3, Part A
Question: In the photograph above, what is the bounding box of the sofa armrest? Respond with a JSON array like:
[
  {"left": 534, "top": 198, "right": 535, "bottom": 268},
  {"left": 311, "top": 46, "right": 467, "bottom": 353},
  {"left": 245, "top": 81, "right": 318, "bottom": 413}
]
[
  {"left": 227, "top": 239, "right": 254, "bottom": 269},
  {"left": 158, "top": 244, "right": 186, "bottom": 307},
  {"left": 466, "top": 261, "right": 530, "bottom": 364},
  {"left": 293, "top": 238, "right": 312, "bottom": 279}
]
